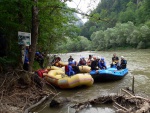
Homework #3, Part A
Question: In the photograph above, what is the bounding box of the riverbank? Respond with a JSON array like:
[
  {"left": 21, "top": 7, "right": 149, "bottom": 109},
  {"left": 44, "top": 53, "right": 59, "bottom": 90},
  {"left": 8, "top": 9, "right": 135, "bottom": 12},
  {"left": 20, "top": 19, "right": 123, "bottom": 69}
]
[{"left": 0, "top": 69, "right": 55, "bottom": 113}]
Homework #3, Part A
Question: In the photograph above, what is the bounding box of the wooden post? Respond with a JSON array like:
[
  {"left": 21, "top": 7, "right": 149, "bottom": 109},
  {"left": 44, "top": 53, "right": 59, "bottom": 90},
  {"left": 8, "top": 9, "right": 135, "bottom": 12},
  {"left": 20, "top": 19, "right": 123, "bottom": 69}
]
[{"left": 132, "top": 76, "right": 135, "bottom": 94}]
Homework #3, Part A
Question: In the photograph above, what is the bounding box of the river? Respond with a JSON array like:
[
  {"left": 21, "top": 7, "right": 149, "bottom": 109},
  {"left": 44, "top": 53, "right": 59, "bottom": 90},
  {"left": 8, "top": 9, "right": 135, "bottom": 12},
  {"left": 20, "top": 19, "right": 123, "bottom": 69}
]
[{"left": 36, "top": 49, "right": 150, "bottom": 113}]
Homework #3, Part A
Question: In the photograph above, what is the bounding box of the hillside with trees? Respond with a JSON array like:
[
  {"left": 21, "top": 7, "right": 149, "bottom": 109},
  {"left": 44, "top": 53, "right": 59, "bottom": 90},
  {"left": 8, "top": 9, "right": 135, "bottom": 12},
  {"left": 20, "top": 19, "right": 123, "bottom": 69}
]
[{"left": 78, "top": 0, "right": 150, "bottom": 50}]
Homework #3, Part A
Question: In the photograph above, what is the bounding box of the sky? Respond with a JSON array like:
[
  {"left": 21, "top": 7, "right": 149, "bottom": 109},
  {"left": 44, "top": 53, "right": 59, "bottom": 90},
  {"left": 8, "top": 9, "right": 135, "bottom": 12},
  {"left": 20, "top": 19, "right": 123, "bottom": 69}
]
[{"left": 66, "top": 0, "right": 100, "bottom": 23}]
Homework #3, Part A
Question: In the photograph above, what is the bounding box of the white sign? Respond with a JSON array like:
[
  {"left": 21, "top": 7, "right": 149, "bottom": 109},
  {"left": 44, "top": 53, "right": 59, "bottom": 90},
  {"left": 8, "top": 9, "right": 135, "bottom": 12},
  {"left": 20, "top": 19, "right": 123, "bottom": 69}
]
[{"left": 18, "top": 31, "right": 31, "bottom": 46}]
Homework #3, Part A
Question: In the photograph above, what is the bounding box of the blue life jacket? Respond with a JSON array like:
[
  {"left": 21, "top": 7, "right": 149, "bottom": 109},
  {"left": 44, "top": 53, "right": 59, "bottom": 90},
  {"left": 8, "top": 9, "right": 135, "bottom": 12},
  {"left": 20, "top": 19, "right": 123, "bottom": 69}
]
[
  {"left": 98, "top": 61, "right": 107, "bottom": 69},
  {"left": 65, "top": 65, "right": 75, "bottom": 76}
]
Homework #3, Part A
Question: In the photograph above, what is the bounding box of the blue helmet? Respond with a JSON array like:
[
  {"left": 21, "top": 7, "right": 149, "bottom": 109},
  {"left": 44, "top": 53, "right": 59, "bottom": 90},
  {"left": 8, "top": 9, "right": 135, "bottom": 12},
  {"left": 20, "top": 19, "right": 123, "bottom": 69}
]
[
  {"left": 36, "top": 52, "right": 40, "bottom": 55},
  {"left": 101, "top": 57, "right": 104, "bottom": 60}
]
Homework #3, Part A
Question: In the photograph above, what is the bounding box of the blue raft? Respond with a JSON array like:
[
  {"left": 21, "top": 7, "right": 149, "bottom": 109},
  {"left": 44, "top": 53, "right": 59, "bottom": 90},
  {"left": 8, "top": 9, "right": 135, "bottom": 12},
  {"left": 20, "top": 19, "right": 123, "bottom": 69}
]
[{"left": 90, "top": 67, "right": 128, "bottom": 82}]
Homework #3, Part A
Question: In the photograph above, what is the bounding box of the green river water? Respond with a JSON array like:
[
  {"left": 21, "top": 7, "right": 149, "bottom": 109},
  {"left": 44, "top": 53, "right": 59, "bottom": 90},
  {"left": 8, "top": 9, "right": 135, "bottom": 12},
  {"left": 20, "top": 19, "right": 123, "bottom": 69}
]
[{"left": 36, "top": 49, "right": 150, "bottom": 113}]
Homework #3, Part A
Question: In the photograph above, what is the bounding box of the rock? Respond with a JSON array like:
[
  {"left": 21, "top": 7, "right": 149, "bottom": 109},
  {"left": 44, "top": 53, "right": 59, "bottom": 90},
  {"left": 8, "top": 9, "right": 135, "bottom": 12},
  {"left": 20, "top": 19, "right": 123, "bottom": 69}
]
[{"left": 49, "top": 97, "right": 70, "bottom": 107}]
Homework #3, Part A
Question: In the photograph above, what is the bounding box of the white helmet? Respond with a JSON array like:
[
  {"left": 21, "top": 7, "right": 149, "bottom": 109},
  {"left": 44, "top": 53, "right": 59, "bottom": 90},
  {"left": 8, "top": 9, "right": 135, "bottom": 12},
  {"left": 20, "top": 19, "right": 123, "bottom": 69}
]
[{"left": 121, "top": 56, "right": 124, "bottom": 59}]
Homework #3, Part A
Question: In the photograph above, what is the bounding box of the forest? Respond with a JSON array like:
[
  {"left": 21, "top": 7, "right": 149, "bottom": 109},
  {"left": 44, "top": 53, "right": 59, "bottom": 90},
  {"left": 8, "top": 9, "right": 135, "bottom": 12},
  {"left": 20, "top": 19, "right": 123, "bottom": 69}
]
[{"left": 58, "top": 0, "right": 150, "bottom": 52}]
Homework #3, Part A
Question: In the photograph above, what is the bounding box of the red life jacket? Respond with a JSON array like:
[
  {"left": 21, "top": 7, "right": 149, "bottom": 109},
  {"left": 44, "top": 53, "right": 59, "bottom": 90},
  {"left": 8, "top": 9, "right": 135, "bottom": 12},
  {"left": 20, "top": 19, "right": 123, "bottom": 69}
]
[
  {"left": 36, "top": 69, "right": 48, "bottom": 78},
  {"left": 65, "top": 65, "right": 69, "bottom": 73}
]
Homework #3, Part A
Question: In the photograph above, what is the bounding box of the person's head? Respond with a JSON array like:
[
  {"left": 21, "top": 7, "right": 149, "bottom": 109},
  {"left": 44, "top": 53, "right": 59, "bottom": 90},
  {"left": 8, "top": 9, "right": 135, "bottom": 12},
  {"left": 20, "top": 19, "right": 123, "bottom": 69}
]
[
  {"left": 101, "top": 57, "right": 104, "bottom": 61},
  {"left": 89, "top": 55, "right": 92, "bottom": 58},
  {"left": 121, "top": 56, "right": 124, "bottom": 59},
  {"left": 57, "top": 57, "right": 61, "bottom": 61},
  {"left": 97, "top": 56, "right": 100, "bottom": 60},
  {"left": 70, "top": 55, "right": 72, "bottom": 58},
  {"left": 36, "top": 52, "right": 40, "bottom": 56},
  {"left": 93, "top": 56, "right": 97, "bottom": 61}
]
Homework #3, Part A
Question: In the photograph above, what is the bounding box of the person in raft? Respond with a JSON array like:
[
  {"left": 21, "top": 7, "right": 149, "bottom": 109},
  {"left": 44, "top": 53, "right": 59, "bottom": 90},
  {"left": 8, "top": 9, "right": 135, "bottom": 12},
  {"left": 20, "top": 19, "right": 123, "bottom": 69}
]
[
  {"left": 52, "top": 56, "right": 62, "bottom": 67},
  {"left": 86, "top": 54, "right": 93, "bottom": 66},
  {"left": 110, "top": 53, "right": 119, "bottom": 68},
  {"left": 98, "top": 57, "right": 107, "bottom": 69},
  {"left": 91, "top": 56, "right": 99, "bottom": 71},
  {"left": 117, "top": 56, "right": 127, "bottom": 70},
  {"left": 65, "top": 61, "right": 80, "bottom": 76},
  {"left": 68, "top": 55, "right": 74, "bottom": 62},
  {"left": 78, "top": 57, "right": 86, "bottom": 66}
]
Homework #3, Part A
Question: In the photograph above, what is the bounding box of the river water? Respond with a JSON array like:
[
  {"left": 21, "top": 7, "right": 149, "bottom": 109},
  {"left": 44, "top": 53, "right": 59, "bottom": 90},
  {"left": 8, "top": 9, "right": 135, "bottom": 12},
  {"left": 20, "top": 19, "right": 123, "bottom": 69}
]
[{"left": 37, "top": 49, "right": 150, "bottom": 113}]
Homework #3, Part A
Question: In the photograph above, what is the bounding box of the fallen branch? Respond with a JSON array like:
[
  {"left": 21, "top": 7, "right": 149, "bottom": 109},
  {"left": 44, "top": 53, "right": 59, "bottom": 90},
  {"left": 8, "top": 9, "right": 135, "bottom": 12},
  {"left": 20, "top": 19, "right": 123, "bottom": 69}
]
[{"left": 24, "top": 95, "right": 49, "bottom": 113}]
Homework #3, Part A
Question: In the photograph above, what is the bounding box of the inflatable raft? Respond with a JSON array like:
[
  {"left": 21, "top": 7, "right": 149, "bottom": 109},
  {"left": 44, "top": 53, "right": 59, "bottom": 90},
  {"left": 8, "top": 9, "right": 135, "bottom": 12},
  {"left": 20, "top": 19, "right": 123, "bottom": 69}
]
[
  {"left": 54, "top": 61, "right": 68, "bottom": 67},
  {"left": 90, "top": 67, "right": 128, "bottom": 82},
  {"left": 44, "top": 70, "right": 94, "bottom": 89},
  {"left": 79, "top": 66, "right": 91, "bottom": 73}
]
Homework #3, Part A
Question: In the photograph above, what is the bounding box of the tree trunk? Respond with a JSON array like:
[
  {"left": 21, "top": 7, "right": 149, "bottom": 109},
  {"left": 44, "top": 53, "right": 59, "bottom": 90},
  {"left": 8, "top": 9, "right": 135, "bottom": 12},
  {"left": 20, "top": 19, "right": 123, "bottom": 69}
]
[{"left": 29, "top": 0, "right": 39, "bottom": 72}]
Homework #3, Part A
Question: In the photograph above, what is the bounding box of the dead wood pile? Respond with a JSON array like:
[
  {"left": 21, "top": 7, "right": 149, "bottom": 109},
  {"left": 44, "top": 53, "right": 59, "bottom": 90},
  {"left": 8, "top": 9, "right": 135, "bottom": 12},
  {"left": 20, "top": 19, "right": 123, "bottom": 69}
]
[{"left": 71, "top": 88, "right": 150, "bottom": 113}]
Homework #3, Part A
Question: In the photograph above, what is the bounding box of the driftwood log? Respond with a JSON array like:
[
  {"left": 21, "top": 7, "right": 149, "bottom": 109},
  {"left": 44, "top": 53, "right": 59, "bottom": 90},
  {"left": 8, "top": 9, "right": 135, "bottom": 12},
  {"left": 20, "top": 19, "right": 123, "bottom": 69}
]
[{"left": 70, "top": 88, "right": 150, "bottom": 113}]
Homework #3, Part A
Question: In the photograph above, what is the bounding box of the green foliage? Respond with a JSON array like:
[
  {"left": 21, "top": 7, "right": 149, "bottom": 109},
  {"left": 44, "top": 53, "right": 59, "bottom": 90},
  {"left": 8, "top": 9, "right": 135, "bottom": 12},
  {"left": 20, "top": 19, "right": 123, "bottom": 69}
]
[
  {"left": 79, "top": 0, "right": 150, "bottom": 50},
  {"left": 54, "top": 36, "right": 91, "bottom": 52},
  {"left": 0, "top": 0, "right": 81, "bottom": 69},
  {"left": 90, "top": 22, "right": 150, "bottom": 50}
]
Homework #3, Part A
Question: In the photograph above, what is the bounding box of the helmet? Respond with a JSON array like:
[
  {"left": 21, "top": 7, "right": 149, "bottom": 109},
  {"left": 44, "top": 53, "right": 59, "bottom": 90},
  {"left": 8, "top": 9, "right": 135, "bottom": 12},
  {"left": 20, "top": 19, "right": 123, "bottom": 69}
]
[
  {"left": 101, "top": 57, "right": 104, "bottom": 60},
  {"left": 36, "top": 52, "right": 40, "bottom": 55},
  {"left": 97, "top": 56, "right": 100, "bottom": 59},
  {"left": 121, "top": 56, "right": 124, "bottom": 59}
]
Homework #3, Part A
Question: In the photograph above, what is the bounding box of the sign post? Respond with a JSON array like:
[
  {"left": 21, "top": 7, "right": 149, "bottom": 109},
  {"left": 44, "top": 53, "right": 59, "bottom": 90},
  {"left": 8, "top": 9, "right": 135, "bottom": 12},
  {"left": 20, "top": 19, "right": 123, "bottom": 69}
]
[{"left": 18, "top": 31, "right": 31, "bottom": 64}]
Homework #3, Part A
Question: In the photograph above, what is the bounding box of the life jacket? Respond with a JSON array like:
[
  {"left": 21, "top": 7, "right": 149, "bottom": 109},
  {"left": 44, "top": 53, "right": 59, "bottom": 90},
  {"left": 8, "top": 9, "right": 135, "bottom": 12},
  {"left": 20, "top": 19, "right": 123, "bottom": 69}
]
[
  {"left": 65, "top": 65, "right": 69, "bottom": 73},
  {"left": 36, "top": 69, "right": 48, "bottom": 78},
  {"left": 98, "top": 60, "right": 107, "bottom": 69},
  {"left": 65, "top": 65, "right": 75, "bottom": 76}
]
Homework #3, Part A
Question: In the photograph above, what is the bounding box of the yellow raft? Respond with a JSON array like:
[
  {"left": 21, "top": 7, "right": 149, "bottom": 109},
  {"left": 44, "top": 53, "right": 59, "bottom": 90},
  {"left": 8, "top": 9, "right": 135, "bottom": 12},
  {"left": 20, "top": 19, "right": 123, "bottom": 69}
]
[
  {"left": 44, "top": 70, "right": 93, "bottom": 89},
  {"left": 79, "top": 66, "right": 91, "bottom": 73},
  {"left": 54, "top": 61, "right": 68, "bottom": 67},
  {"left": 47, "top": 66, "right": 64, "bottom": 71}
]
